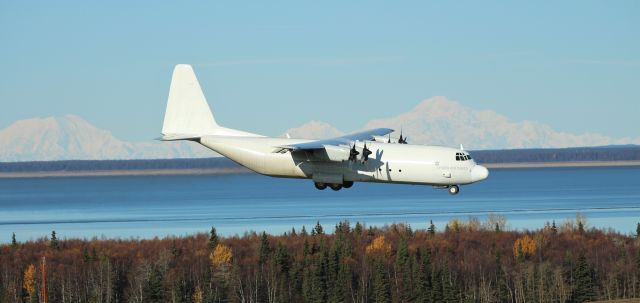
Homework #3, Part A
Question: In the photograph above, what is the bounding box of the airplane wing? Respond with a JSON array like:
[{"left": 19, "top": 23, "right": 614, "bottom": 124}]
[{"left": 278, "top": 128, "right": 394, "bottom": 151}]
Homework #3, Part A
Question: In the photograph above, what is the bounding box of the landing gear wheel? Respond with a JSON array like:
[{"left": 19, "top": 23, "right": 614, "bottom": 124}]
[
  {"left": 448, "top": 185, "right": 460, "bottom": 195},
  {"left": 343, "top": 181, "right": 354, "bottom": 189},
  {"left": 315, "top": 182, "right": 327, "bottom": 190},
  {"left": 329, "top": 184, "right": 343, "bottom": 191}
]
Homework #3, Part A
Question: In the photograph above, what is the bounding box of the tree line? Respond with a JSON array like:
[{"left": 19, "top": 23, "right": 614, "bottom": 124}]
[
  {"left": 2, "top": 216, "right": 640, "bottom": 303},
  {"left": 2, "top": 145, "right": 639, "bottom": 172}
]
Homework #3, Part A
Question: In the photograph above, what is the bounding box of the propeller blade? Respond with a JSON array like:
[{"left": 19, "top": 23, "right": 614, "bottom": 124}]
[
  {"left": 349, "top": 143, "right": 360, "bottom": 161},
  {"left": 362, "top": 143, "right": 372, "bottom": 161}
]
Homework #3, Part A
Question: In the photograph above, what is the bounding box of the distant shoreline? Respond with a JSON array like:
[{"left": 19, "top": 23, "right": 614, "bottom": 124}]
[
  {"left": 484, "top": 160, "right": 640, "bottom": 169},
  {"left": 1, "top": 161, "right": 638, "bottom": 178},
  {"left": 0, "top": 167, "right": 250, "bottom": 178}
]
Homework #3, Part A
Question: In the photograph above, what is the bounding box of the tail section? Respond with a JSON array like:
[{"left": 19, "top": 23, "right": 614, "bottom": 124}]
[{"left": 161, "top": 64, "right": 259, "bottom": 139}]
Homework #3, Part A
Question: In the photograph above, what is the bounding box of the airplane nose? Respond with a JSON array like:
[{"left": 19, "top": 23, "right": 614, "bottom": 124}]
[{"left": 471, "top": 165, "right": 489, "bottom": 182}]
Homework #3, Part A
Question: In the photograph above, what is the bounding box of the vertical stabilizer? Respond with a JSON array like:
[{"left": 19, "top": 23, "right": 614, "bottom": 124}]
[{"left": 162, "top": 64, "right": 218, "bottom": 135}]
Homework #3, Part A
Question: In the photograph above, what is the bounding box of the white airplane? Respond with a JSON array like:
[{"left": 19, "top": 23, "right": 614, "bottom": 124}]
[{"left": 161, "top": 64, "right": 489, "bottom": 195}]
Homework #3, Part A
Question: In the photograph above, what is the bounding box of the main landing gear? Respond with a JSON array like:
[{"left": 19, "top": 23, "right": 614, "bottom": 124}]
[
  {"left": 448, "top": 185, "right": 460, "bottom": 195},
  {"left": 315, "top": 181, "right": 354, "bottom": 191}
]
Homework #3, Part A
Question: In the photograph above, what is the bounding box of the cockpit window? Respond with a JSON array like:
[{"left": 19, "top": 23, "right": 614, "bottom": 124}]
[{"left": 455, "top": 152, "right": 472, "bottom": 161}]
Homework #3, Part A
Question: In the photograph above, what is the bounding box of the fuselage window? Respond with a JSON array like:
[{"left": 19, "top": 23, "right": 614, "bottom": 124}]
[{"left": 456, "top": 156, "right": 461, "bottom": 161}]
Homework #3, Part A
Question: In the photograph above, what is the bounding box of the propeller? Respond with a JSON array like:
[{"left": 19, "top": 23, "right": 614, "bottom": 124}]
[
  {"left": 362, "top": 143, "right": 372, "bottom": 162},
  {"left": 348, "top": 143, "right": 360, "bottom": 161},
  {"left": 398, "top": 129, "right": 408, "bottom": 144}
]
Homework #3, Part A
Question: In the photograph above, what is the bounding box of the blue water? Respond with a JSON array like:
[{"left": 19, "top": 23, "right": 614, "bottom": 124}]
[{"left": 0, "top": 167, "right": 639, "bottom": 243}]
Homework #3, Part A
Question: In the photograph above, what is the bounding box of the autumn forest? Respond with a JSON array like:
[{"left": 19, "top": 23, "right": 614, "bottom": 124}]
[{"left": 2, "top": 215, "right": 640, "bottom": 303}]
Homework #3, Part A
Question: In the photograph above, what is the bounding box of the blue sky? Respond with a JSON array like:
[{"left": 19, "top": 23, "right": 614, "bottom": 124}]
[{"left": 1, "top": 1, "right": 638, "bottom": 141}]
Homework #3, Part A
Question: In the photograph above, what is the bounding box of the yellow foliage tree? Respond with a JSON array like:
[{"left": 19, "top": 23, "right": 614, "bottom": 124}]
[
  {"left": 23, "top": 264, "right": 36, "bottom": 302},
  {"left": 365, "top": 235, "right": 392, "bottom": 256},
  {"left": 513, "top": 235, "right": 537, "bottom": 259},
  {"left": 209, "top": 243, "right": 233, "bottom": 268},
  {"left": 192, "top": 286, "right": 204, "bottom": 303}
]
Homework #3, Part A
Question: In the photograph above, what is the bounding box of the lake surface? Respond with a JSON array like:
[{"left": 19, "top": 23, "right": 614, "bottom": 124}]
[{"left": 1, "top": 166, "right": 639, "bottom": 243}]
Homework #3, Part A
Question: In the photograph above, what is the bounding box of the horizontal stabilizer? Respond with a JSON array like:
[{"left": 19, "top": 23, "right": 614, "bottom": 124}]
[{"left": 158, "top": 134, "right": 201, "bottom": 141}]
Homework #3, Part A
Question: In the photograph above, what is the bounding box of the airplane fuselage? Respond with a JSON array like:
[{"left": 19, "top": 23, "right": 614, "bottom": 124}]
[{"left": 199, "top": 136, "right": 488, "bottom": 187}]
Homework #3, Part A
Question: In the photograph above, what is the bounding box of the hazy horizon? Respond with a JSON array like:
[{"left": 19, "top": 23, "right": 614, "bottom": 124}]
[{"left": 1, "top": 1, "right": 638, "bottom": 142}]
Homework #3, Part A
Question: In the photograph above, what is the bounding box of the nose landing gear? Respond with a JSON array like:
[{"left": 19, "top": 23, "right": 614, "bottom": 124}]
[{"left": 448, "top": 185, "right": 460, "bottom": 195}]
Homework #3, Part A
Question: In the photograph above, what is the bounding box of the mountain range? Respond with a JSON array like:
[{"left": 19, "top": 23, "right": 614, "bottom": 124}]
[
  {"left": 285, "top": 97, "right": 639, "bottom": 149},
  {"left": 0, "top": 115, "right": 212, "bottom": 162},
  {"left": 1, "top": 97, "right": 637, "bottom": 162}
]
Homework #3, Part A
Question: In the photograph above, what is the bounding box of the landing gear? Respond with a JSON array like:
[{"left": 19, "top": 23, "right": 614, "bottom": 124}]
[
  {"left": 329, "top": 184, "right": 343, "bottom": 191},
  {"left": 448, "top": 185, "right": 460, "bottom": 195},
  {"left": 315, "top": 182, "right": 327, "bottom": 190},
  {"left": 314, "top": 181, "right": 353, "bottom": 191}
]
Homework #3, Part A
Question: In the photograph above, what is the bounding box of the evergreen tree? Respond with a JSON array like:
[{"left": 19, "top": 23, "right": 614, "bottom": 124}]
[
  {"left": 495, "top": 223, "right": 501, "bottom": 232},
  {"left": 572, "top": 253, "right": 595, "bottom": 302},
  {"left": 412, "top": 249, "right": 429, "bottom": 302},
  {"left": 428, "top": 220, "right": 436, "bottom": 236},
  {"left": 372, "top": 261, "right": 390, "bottom": 303},
  {"left": 395, "top": 237, "right": 412, "bottom": 301},
  {"left": 301, "top": 225, "right": 308, "bottom": 236},
  {"left": 421, "top": 249, "right": 433, "bottom": 298},
  {"left": 82, "top": 247, "right": 91, "bottom": 262},
  {"left": 143, "top": 265, "right": 164, "bottom": 302},
  {"left": 636, "top": 222, "right": 640, "bottom": 238},
  {"left": 314, "top": 221, "right": 324, "bottom": 236},
  {"left": 275, "top": 243, "right": 290, "bottom": 274},
  {"left": 636, "top": 249, "right": 640, "bottom": 297},
  {"left": 208, "top": 227, "right": 219, "bottom": 249},
  {"left": 170, "top": 240, "right": 181, "bottom": 257},
  {"left": 552, "top": 220, "right": 558, "bottom": 234},
  {"left": 329, "top": 262, "right": 350, "bottom": 303},
  {"left": 258, "top": 231, "right": 271, "bottom": 266},
  {"left": 516, "top": 242, "right": 525, "bottom": 263},
  {"left": 11, "top": 232, "right": 17, "bottom": 248},
  {"left": 396, "top": 237, "right": 409, "bottom": 269},
  {"left": 577, "top": 221, "right": 585, "bottom": 234},
  {"left": 354, "top": 222, "right": 363, "bottom": 236},
  {"left": 302, "top": 266, "right": 314, "bottom": 302},
  {"left": 494, "top": 249, "right": 510, "bottom": 302},
  {"left": 303, "top": 238, "right": 310, "bottom": 257},
  {"left": 50, "top": 230, "right": 59, "bottom": 250},
  {"left": 430, "top": 266, "right": 443, "bottom": 302},
  {"left": 442, "top": 268, "right": 458, "bottom": 303},
  {"left": 310, "top": 251, "right": 328, "bottom": 303}
]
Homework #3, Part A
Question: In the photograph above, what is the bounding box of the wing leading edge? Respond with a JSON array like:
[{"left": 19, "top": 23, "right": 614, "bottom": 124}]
[{"left": 278, "top": 128, "right": 394, "bottom": 151}]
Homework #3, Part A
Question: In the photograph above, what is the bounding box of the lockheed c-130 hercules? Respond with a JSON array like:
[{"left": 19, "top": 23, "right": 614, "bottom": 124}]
[{"left": 160, "top": 64, "right": 489, "bottom": 195}]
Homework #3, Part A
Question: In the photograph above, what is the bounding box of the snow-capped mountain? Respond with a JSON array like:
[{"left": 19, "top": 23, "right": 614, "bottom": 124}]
[
  {"left": 282, "top": 120, "right": 343, "bottom": 139},
  {"left": 287, "top": 97, "right": 639, "bottom": 149},
  {"left": 0, "top": 115, "right": 214, "bottom": 162},
  {"left": 2, "top": 97, "right": 638, "bottom": 162}
]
